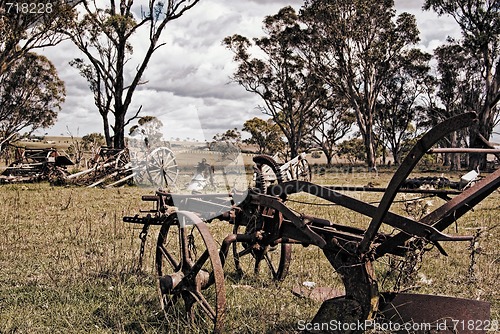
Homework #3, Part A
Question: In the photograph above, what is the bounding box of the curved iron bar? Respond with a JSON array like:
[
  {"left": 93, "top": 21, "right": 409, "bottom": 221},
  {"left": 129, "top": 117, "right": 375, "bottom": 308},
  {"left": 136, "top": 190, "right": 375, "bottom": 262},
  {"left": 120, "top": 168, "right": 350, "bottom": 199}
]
[
  {"left": 375, "top": 167, "right": 500, "bottom": 258},
  {"left": 358, "top": 112, "right": 478, "bottom": 255}
]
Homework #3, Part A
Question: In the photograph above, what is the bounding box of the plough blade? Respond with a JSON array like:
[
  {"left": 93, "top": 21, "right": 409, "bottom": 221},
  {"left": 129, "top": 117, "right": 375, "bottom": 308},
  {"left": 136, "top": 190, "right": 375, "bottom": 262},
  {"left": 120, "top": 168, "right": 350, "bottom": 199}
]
[{"left": 379, "top": 293, "right": 490, "bottom": 333}]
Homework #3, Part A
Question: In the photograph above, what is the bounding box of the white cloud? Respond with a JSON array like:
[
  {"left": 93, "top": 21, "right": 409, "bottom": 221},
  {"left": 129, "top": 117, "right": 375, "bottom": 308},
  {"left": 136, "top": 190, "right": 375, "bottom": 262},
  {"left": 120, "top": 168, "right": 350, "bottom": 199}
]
[{"left": 40, "top": 0, "right": 466, "bottom": 139}]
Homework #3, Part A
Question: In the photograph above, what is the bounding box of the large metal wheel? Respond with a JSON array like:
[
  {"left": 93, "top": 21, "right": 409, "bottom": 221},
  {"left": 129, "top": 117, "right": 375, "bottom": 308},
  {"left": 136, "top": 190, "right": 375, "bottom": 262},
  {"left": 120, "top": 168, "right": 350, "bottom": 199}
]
[
  {"left": 156, "top": 211, "right": 226, "bottom": 333},
  {"left": 146, "top": 147, "right": 179, "bottom": 188},
  {"left": 114, "top": 149, "right": 130, "bottom": 170},
  {"left": 232, "top": 213, "right": 291, "bottom": 281},
  {"left": 232, "top": 154, "right": 292, "bottom": 281}
]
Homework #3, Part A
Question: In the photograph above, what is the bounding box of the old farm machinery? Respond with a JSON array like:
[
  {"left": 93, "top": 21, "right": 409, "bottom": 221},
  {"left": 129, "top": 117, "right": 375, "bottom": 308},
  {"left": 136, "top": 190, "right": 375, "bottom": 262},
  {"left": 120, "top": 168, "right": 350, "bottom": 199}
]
[
  {"left": 66, "top": 144, "right": 179, "bottom": 188},
  {"left": 123, "top": 112, "right": 499, "bottom": 333},
  {"left": 0, "top": 143, "right": 74, "bottom": 184}
]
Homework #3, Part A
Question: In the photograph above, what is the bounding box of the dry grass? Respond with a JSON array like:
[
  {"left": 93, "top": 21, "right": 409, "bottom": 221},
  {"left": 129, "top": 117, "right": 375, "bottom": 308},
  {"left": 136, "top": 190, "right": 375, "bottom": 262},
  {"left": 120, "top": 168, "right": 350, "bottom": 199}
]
[{"left": 0, "top": 168, "right": 499, "bottom": 333}]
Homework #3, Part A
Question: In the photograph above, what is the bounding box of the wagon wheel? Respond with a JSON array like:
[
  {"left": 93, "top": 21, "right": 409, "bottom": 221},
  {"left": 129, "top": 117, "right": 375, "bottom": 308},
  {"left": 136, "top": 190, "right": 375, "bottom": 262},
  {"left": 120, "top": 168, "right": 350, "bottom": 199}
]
[
  {"left": 232, "top": 210, "right": 292, "bottom": 281},
  {"left": 146, "top": 147, "right": 179, "bottom": 188},
  {"left": 114, "top": 149, "right": 130, "bottom": 170},
  {"left": 156, "top": 211, "right": 226, "bottom": 333},
  {"left": 232, "top": 154, "right": 292, "bottom": 281},
  {"left": 295, "top": 157, "right": 312, "bottom": 182}
]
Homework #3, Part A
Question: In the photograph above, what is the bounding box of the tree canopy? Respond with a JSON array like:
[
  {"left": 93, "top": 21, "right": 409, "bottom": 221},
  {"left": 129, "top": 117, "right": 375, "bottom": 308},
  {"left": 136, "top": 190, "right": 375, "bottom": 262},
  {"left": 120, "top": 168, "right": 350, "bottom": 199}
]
[
  {"left": 242, "top": 117, "right": 285, "bottom": 155},
  {"left": 0, "top": 52, "right": 65, "bottom": 138},
  {"left": 224, "top": 6, "right": 327, "bottom": 158},
  {"left": 0, "top": 0, "right": 76, "bottom": 76},
  {"left": 299, "top": 0, "right": 421, "bottom": 167},
  {"left": 424, "top": 0, "right": 500, "bottom": 168},
  {"left": 375, "top": 48, "right": 433, "bottom": 165}
]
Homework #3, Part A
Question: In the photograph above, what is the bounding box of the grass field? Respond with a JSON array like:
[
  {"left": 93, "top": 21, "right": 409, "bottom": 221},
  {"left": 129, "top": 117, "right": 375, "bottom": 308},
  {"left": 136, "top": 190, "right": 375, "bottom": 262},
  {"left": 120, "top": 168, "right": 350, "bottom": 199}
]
[{"left": 0, "top": 169, "right": 499, "bottom": 333}]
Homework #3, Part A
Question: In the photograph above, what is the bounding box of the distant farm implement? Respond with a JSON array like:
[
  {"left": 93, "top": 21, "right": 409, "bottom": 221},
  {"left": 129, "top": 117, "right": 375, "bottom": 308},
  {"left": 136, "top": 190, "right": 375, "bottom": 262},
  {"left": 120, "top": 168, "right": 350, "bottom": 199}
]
[
  {"left": 0, "top": 143, "right": 74, "bottom": 184},
  {"left": 123, "top": 112, "right": 499, "bottom": 333}
]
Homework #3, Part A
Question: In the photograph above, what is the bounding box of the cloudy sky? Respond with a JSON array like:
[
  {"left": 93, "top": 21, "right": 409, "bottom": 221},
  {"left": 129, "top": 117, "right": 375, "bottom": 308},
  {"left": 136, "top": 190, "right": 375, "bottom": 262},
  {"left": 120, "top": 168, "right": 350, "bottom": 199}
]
[{"left": 39, "top": 0, "right": 498, "bottom": 143}]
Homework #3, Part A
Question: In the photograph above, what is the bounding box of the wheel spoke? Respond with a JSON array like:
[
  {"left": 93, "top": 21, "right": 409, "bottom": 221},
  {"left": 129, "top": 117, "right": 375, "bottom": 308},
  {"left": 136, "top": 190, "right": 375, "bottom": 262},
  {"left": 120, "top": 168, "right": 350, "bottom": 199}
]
[
  {"left": 264, "top": 252, "right": 278, "bottom": 279},
  {"left": 165, "top": 172, "right": 176, "bottom": 183},
  {"left": 237, "top": 246, "right": 254, "bottom": 258},
  {"left": 162, "top": 154, "right": 175, "bottom": 168},
  {"left": 158, "top": 244, "right": 179, "bottom": 270},
  {"left": 179, "top": 225, "right": 191, "bottom": 270},
  {"left": 187, "top": 249, "right": 210, "bottom": 277},
  {"left": 149, "top": 153, "right": 161, "bottom": 168},
  {"left": 253, "top": 251, "right": 264, "bottom": 275},
  {"left": 190, "top": 290, "right": 217, "bottom": 320}
]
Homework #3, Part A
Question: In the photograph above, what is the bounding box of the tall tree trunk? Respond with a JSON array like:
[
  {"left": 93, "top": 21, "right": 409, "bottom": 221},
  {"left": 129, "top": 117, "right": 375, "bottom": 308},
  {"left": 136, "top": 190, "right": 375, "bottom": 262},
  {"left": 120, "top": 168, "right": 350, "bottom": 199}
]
[
  {"left": 356, "top": 108, "right": 376, "bottom": 168},
  {"left": 450, "top": 131, "right": 461, "bottom": 171},
  {"left": 101, "top": 113, "right": 112, "bottom": 147},
  {"left": 363, "top": 131, "right": 376, "bottom": 168},
  {"left": 443, "top": 152, "right": 450, "bottom": 166},
  {"left": 469, "top": 44, "right": 497, "bottom": 170},
  {"left": 113, "top": 111, "right": 126, "bottom": 149},
  {"left": 289, "top": 141, "right": 298, "bottom": 159},
  {"left": 325, "top": 150, "right": 333, "bottom": 167},
  {"left": 469, "top": 113, "right": 493, "bottom": 169},
  {"left": 391, "top": 147, "right": 400, "bottom": 166}
]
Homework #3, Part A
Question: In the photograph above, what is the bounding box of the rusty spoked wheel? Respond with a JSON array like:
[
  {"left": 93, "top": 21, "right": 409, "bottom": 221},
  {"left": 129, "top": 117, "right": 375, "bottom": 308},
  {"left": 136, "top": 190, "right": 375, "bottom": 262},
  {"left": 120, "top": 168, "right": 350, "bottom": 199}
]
[
  {"left": 146, "top": 147, "right": 179, "bottom": 189},
  {"left": 232, "top": 155, "right": 292, "bottom": 281},
  {"left": 232, "top": 214, "right": 291, "bottom": 281},
  {"left": 114, "top": 148, "right": 130, "bottom": 170},
  {"left": 156, "top": 211, "right": 225, "bottom": 333}
]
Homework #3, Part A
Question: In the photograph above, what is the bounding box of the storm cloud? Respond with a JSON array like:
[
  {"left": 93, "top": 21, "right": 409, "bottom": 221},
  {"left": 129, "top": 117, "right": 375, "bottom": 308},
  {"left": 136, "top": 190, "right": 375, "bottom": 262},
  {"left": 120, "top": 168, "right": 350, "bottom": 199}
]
[{"left": 40, "top": 0, "right": 463, "bottom": 140}]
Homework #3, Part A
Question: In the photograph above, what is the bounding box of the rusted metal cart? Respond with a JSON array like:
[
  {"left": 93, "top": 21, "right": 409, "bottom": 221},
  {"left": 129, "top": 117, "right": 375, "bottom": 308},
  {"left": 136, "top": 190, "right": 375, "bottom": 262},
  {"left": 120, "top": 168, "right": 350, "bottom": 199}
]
[
  {"left": 1, "top": 145, "right": 73, "bottom": 183},
  {"left": 124, "top": 112, "right": 500, "bottom": 333}
]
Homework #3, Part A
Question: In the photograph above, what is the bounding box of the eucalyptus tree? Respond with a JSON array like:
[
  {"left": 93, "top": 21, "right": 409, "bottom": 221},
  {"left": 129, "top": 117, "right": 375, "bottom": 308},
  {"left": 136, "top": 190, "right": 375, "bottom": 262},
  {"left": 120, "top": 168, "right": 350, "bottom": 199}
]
[
  {"left": 299, "top": 0, "right": 421, "bottom": 168},
  {"left": 431, "top": 43, "right": 484, "bottom": 169},
  {"left": 0, "top": 0, "right": 76, "bottom": 75},
  {"left": 67, "top": 0, "right": 200, "bottom": 149},
  {"left": 242, "top": 117, "right": 285, "bottom": 155},
  {"left": 305, "top": 96, "right": 355, "bottom": 167},
  {"left": 375, "top": 49, "right": 434, "bottom": 165},
  {"left": 424, "top": 0, "right": 500, "bottom": 168},
  {"left": 224, "top": 6, "right": 327, "bottom": 158},
  {"left": 0, "top": 52, "right": 65, "bottom": 138}
]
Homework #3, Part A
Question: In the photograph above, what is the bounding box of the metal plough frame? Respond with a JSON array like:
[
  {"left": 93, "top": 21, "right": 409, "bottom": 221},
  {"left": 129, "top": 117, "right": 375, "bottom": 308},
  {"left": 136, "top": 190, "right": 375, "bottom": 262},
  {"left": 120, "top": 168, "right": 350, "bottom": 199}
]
[{"left": 123, "top": 112, "right": 500, "bottom": 333}]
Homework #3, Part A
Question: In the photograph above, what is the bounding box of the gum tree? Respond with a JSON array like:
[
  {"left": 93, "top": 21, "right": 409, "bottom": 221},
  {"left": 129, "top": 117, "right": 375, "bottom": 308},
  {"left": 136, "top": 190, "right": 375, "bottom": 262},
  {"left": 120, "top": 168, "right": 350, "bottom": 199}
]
[
  {"left": 224, "top": 7, "right": 327, "bottom": 158},
  {"left": 424, "top": 0, "right": 500, "bottom": 168},
  {"left": 375, "top": 49, "right": 434, "bottom": 165},
  {"left": 0, "top": 0, "right": 76, "bottom": 75},
  {"left": 68, "top": 0, "right": 200, "bottom": 149},
  {"left": 242, "top": 117, "right": 285, "bottom": 155},
  {"left": 0, "top": 52, "right": 65, "bottom": 138},
  {"left": 300, "top": 0, "right": 421, "bottom": 168}
]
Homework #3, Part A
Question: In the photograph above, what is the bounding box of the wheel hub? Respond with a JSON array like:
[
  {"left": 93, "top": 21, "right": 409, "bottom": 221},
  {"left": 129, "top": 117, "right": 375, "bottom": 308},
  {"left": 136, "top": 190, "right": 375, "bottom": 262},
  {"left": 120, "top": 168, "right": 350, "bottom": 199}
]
[{"left": 159, "top": 272, "right": 184, "bottom": 294}]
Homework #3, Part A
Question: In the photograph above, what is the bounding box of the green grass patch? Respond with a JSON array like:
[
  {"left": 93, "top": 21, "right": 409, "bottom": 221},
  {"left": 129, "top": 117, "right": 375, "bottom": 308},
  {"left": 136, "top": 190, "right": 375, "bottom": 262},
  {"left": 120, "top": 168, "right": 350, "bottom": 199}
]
[{"left": 0, "top": 169, "right": 499, "bottom": 333}]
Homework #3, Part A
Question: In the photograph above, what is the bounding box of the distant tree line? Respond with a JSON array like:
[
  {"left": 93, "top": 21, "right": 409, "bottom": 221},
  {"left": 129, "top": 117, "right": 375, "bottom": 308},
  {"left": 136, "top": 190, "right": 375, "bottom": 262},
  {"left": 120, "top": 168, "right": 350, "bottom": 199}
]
[{"left": 0, "top": 0, "right": 497, "bottom": 171}]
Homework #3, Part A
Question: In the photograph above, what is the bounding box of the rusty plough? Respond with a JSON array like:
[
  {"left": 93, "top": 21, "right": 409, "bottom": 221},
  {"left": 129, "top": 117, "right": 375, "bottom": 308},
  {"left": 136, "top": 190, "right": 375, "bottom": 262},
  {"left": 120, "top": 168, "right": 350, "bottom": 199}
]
[{"left": 123, "top": 112, "right": 499, "bottom": 333}]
